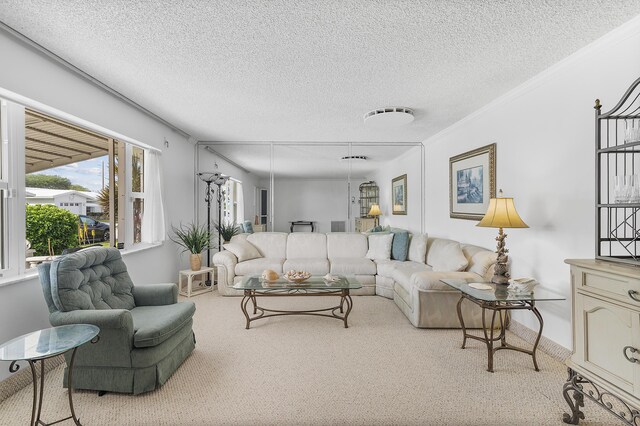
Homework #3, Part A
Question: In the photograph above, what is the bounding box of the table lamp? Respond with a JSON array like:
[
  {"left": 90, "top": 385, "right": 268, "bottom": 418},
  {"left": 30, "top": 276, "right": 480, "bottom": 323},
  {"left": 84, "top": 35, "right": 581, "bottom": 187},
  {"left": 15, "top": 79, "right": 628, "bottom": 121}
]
[
  {"left": 368, "top": 204, "right": 382, "bottom": 227},
  {"left": 476, "top": 190, "right": 528, "bottom": 284}
]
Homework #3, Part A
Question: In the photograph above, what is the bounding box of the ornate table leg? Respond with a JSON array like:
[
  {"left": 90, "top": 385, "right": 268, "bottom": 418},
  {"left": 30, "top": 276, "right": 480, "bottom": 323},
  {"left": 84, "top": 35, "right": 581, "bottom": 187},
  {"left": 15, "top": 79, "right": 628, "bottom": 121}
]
[
  {"left": 562, "top": 368, "right": 585, "bottom": 424},
  {"left": 241, "top": 291, "right": 252, "bottom": 329},
  {"left": 456, "top": 295, "right": 467, "bottom": 349},
  {"left": 486, "top": 307, "right": 498, "bottom": 373},
  {"left": 530, "top": 303, "right": 544, "bottom": 372},
  {"left": 342, "top": 291, "right": 353, "bottom": 328}
]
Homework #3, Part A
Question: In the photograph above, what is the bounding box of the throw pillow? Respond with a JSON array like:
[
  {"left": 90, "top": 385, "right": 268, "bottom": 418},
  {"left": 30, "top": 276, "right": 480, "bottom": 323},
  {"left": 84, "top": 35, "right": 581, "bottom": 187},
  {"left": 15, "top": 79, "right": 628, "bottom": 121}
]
[
  {"left": 242, "top": 220, "right": 254, "bottom": 234},
  {"left": 223, "top": 240, "right": 262, "bottom": 262},
  {"left": 389, "top": 228, "right": 410, "bottom": 261},
  {"left": 365, "top": 233, "right": 394, "bottom": 261},
  {"left": 468, "top": 251, "right": 498, "bottom": 277},
  {"left": 426, "top": 239, "right": 468, "bottom": 272},
  {"left": 408, "top": 233, "right": 428, "bottom": 263}
]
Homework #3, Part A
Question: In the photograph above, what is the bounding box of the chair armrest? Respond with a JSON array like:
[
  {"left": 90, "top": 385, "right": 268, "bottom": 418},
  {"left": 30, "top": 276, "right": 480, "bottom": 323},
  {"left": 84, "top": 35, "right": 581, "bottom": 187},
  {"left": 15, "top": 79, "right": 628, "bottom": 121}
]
[
  {"left": 212, "top": 251, "right": 237, "bottom": 287},
  {"left": 132, "top": 283, "right": 178, "bottom": 306},
  {"left": 49, "top": 309, "right": 134, "bottom": 367},
  {"left": 50, "top": 309, "right": 134, "bottom": 335}
]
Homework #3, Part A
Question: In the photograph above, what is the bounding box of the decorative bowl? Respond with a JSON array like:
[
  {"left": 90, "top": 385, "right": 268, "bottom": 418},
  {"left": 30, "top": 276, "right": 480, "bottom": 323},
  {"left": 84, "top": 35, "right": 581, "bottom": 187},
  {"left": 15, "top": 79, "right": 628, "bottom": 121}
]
[{"left": 283, "top": 270, "right": 311, "bottom": 284}]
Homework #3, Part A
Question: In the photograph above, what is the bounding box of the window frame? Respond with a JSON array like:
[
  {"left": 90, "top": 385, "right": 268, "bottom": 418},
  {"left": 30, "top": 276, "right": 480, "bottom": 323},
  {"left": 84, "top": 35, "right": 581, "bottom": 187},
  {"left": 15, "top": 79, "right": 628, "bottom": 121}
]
[{"left": 0, "top": 87, "right": 163, "bottom": 280}]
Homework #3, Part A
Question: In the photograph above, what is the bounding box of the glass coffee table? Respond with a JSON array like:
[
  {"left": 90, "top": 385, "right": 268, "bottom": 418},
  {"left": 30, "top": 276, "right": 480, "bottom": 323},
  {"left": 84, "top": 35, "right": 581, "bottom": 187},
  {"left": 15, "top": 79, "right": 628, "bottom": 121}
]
[
  {"left": 441, "top": 279, "right": 565, "bottom": 373},
  {"left": 0, "top": 324, "right": 100, "bottom": 425},
  {"left": 234, "top": 275, "right": 362, "bottom": 329}
]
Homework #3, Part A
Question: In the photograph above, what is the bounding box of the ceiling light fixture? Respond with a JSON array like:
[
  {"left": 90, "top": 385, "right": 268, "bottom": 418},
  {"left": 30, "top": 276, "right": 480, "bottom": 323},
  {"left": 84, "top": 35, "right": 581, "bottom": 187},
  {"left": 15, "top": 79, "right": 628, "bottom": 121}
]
[
  {"left": 364, "top": 107, "right": 414, "bottom": 127},
  {"left": 341, "top": 155, "right": 367, "bottom": 161}
]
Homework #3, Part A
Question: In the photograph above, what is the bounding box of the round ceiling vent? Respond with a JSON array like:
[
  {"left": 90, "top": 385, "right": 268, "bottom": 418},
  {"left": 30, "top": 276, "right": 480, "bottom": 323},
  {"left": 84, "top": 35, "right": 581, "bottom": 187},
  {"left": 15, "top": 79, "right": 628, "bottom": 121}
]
[{"left": 364, "top": 107, "right": 414, "bottom": 127}]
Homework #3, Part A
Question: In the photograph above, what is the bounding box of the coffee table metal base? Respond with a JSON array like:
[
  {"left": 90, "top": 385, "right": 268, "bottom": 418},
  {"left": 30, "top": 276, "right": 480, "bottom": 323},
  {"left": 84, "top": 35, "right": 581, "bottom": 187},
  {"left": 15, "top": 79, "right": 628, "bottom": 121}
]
[
  {"left": 456, "top": 295, "right": 543, "bottom": 372},
  {"left": 241, "top": 288, "right": 353, "bottom": 329}
]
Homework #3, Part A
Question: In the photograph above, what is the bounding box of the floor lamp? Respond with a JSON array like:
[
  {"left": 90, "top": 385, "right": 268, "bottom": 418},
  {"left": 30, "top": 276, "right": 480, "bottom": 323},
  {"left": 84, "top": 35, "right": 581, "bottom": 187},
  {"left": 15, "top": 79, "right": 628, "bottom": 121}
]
[{"left": 197, "top": 172, "right": 228, "bottom": 284}]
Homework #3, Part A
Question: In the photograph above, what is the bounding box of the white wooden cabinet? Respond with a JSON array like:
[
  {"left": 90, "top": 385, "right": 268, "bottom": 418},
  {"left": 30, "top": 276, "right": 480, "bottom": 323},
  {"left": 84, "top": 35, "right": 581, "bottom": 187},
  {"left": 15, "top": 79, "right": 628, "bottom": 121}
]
[
  {"left": 565, "top": 259, "right": 640, "bottom": 423},
  {"left": 355, "top": 218, "right": 376, "bottom": 233}
]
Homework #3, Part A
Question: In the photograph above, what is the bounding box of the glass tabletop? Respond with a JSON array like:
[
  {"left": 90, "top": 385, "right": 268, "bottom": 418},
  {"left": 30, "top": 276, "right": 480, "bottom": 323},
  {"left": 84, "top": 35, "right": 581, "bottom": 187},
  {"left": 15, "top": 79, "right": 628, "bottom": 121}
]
[
  {"left": 440, "top": 279, "right": 565, "bottom": 302},
  {"left": 0, "top": 324, "right": 100, "bottom": 361},
  {"left": 235, "top": 275, "right": 362, "bottom": 290}
]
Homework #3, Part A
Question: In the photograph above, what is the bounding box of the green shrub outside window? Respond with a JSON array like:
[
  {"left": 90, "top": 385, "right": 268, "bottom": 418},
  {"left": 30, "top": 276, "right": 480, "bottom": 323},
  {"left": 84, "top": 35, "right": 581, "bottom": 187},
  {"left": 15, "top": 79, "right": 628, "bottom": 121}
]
[{"left": 26, "top": 204, "right": 79, "bottom": 256}]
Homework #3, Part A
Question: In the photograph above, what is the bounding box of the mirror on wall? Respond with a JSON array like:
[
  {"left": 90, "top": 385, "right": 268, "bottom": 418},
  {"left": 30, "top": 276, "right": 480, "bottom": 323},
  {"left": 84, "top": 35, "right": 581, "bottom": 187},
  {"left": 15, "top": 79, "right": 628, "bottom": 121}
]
[{"left": 196, "top": 142, "right": 423, "bottom": 236}]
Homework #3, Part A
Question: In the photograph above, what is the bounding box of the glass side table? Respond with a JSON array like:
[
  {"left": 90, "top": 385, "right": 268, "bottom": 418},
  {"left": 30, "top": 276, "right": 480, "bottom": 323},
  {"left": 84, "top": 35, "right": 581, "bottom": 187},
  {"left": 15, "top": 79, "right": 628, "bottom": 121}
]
[
  {"left": 0, "top": 324, "right": 100, "bottom": 426},
  {"left": 441, "top": 279, "right": 565, "bottom": 373}
]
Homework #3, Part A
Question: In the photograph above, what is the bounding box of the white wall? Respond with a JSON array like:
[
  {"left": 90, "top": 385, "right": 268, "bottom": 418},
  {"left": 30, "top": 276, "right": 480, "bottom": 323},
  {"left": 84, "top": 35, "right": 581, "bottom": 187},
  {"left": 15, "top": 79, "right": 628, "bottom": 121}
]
[
  {"left": 371, "top": 146, "right": 424, "bottom": 233},
  {"left": 423, "top": 18, "right": 640, "bottom": 349},
  {"left": 264, "top": 178, "right": 368, "bottom": 233},
  {"left": 0, "top": 31, "right": 195, "bottom": 380}
]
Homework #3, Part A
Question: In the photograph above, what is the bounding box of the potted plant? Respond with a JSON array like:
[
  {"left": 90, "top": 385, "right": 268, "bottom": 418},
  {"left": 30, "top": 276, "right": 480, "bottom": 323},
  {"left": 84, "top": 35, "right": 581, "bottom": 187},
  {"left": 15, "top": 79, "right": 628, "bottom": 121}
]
[
  {"left": 215, "top": 220, "right": 241, "bottom": 243},
  {"left": 169, "top": 222, "right": 211, "bottom": 271}
]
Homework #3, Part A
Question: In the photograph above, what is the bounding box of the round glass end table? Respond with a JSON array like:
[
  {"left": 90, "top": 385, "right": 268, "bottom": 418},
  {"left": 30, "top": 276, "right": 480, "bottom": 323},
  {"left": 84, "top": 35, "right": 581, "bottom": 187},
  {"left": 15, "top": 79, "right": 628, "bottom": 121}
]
[{"left": 0, "top": 324, "right": 100, "bottom": 426}]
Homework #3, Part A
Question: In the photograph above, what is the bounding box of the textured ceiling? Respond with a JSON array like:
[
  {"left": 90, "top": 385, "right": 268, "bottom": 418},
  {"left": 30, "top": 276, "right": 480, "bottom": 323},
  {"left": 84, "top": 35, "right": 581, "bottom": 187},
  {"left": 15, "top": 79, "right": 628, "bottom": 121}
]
[{"left": 1, "top": 1, "right": 640, "bottom": 143}]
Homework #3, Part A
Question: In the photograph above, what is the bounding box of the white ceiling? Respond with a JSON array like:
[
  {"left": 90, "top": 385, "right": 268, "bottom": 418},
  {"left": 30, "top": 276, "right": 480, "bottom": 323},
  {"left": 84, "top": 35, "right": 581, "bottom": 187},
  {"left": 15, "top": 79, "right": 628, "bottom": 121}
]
[{"left": 1, "top": 1, "right": 640, "bottom": 143}]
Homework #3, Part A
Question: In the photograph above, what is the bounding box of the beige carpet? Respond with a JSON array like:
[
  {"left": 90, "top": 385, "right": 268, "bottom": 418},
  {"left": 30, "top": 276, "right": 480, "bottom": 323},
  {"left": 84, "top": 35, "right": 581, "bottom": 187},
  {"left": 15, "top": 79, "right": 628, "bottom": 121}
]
[{"left": 0, "top": 292, "right": 615, "bottom": 425}]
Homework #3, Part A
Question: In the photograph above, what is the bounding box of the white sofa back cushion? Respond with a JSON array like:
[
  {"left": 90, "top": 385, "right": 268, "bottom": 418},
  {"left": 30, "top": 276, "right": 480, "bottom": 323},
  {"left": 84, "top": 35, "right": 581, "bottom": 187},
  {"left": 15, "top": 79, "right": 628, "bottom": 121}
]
[
  {"left": 366, "top": 234, "right": 394, "bottom": 261},
  {"left": 426, "top": 238, "right": 468, "bottom": 272},
  {"left": 462, "top": 244, "right": 497, "bottom": 277},
  {"left": 246, "top": 232, "right": 288, "bottom": 258},
  {"left": 327, "top": 233, "right": 368, "bottom": 258},
  {"left": 408, "top": 233, "right": 428, "bottom": 263},
  {"left": 223, "top": 240, "right": 262, "bottom": 262},
  {"left": 286, "top": 233, "right": 327, "bottom": 259}
]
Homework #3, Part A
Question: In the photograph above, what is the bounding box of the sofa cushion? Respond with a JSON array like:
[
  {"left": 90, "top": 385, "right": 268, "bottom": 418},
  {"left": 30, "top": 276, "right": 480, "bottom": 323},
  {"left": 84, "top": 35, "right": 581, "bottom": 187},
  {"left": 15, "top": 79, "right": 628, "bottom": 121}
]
[
  {"left": 366, "top": 233, "right": 394, "bottom": 261},
  {"left": 330, "top": 258, "right": 377, "bottom": 275},
  {"left": 391, "top": 262, "right": 431, "bottom": 287},
  {"left": 390, "top": 228, "right": 410, "bottom": 261},
  {"left": 410, "top": 271, "right": 484, "bottom": 292},
  {"left": 283, "top": 258, "right": 330, "bottom": 275},
  {"left": 130, "top": 302, "right": 196, "bottom": 348},
  {"left": 327, "top": 233, "right": 368, "bottom": 258},
  {"left": 466, "top": 250, "right": 498, "bottom": 278},
  {"left": 50, "top": 247, "right": 135, "bottom": 312},
  {"left": 235, "top": 258, "right": 285, "bottom": 275},
  {"left": 246, "top": 232, "right": 288, "bottom": 258},
  {"left": 426, "top": 238, "right": 468, "bottom": 272},
  {"left": 286, "top": 233, "right": 327, "bottom": 259},
  {"left": 374, "top": 259, "right": 405, "bottom": 279},
  {"left": 223, "top": 240, "right": 262, "bottom": 262},
  {"left": 242, "top": 220, "right": 254, "bottom": 234},
  {"left": 408, "top": 233, "right": 428, "bottom": 263}
]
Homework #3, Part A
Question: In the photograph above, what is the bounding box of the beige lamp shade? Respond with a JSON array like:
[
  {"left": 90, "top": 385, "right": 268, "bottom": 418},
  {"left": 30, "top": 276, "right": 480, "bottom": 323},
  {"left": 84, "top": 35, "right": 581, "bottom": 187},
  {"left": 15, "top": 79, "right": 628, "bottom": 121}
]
[
  {"left": 476, "top": 194, "right": 528, "bottom": 229},
  {"left": 368, "top": 204, "right": 382, "bottom": 216}
]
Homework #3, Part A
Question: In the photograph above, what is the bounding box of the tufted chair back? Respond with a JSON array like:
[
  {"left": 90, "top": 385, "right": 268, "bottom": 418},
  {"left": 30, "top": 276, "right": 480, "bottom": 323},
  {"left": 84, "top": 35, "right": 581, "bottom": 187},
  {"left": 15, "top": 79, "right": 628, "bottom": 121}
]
[{"left": 39, "top": 247, "right": 136, "bottom": 312}]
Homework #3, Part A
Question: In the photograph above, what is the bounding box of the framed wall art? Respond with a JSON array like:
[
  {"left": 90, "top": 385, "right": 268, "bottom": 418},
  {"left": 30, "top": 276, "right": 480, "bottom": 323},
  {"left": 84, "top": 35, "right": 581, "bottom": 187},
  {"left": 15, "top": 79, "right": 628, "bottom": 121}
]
[
  {"left": 392, "top": 174, "right": 407, "bottom": 215},
  {"left": 449, "top": 144, "right": 496, "bottom": 220}
]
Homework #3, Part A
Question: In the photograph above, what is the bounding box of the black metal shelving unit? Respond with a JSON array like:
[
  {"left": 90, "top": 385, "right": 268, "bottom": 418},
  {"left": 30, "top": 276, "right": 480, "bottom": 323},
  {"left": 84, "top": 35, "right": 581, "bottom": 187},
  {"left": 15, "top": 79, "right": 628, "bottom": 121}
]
[
  {"left": 358, "top": 181, "right": 379, "bottom": 218},
  {"left": 596, "top": 76, "right": 640, "bottom": 265}
]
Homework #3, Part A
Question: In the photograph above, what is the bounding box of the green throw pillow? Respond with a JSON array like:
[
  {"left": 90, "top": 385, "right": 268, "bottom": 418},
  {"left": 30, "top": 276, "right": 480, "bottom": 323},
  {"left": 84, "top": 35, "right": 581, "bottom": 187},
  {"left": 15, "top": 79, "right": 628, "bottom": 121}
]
[{"left": 390, "top": 228, "right": 410, "bottom": 261}]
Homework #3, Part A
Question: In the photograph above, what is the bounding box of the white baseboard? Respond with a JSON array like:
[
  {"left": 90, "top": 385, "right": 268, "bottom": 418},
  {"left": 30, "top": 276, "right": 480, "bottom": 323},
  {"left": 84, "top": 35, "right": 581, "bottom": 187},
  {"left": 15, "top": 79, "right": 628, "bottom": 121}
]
[
  {"left": 0, "top": 355, "right": 65, "bottom": 403},
  {"left": 508, "top": 319, "right": 571, "bottom": 361}
]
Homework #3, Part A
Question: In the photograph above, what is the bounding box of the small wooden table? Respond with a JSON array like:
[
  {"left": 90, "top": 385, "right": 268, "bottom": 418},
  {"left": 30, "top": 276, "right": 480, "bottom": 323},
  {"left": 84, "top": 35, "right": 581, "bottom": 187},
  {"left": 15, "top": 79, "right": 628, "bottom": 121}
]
[{"left": 178, "top": 267, "right": 214, "bottom": 297}]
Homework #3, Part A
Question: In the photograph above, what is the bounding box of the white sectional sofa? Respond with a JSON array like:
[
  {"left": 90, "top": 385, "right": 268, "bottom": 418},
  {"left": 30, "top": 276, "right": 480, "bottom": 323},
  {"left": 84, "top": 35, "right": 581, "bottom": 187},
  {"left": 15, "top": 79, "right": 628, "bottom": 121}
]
[{"left": 212, "top": 231, "right": 497, "bottom": 328}]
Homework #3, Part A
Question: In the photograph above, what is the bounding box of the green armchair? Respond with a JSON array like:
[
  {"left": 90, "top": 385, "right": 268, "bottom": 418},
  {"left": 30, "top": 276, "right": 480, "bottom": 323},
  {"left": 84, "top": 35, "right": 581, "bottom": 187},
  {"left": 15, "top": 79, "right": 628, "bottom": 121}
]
[{"left": 38, "top": 247, "right": 196, "bottom": 395}]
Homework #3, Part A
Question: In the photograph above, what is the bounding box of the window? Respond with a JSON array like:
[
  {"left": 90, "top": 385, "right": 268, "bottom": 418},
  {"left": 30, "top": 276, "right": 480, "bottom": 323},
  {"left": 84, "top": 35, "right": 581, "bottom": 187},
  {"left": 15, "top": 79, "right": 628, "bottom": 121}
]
[{"left": 0, "top": 94, "right": 165, "bottom": 277}]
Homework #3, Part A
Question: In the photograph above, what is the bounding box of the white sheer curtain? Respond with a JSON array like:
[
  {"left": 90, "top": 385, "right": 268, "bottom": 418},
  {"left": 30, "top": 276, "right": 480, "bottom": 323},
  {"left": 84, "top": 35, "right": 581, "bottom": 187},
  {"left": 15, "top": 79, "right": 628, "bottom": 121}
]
[
  {"left": 142, "top": 150, "right": 166, "bottom": 243},
  {"left": 235, "top": 181, "right": 244, "bottom": 224}
]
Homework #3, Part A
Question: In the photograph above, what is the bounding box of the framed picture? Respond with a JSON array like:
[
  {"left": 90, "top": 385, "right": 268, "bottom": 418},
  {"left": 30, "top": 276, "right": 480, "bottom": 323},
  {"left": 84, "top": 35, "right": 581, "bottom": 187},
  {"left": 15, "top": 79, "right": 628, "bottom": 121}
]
[
  {"left": 449, "top": 144, "right": 496, "bottom": 220},
  {"left": 392, "top": 174, "right": 407, "bottom": 215}
]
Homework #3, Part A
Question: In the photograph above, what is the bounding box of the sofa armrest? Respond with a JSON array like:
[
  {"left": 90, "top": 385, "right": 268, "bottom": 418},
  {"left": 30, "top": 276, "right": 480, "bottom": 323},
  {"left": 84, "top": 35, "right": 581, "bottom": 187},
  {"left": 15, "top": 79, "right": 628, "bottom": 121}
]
[
  {"left": 133, "top": 283, "right": 178, "bottom": 306},
  {"left": 213, "top": 250, "right": 238, "bottom": 287}
]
